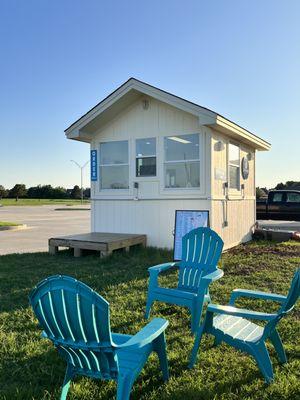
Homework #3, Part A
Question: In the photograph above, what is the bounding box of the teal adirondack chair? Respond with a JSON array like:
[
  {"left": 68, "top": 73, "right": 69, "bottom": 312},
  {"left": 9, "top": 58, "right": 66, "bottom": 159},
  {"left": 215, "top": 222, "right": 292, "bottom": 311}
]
[
  {"left": 145, "top": 227, "right": 224, "bottom": 333},
  {"left": 29, "top": 275, "right": 169, "bottom": 400},
  {"left": 190, "top": 268, "right": 300, "bottom": 383}
]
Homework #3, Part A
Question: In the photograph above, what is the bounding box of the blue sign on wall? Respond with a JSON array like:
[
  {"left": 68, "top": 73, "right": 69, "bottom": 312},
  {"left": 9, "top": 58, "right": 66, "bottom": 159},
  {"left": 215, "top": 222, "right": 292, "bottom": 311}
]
[{"left": 91, "top": 150, "right": 98, "bottom": 181}]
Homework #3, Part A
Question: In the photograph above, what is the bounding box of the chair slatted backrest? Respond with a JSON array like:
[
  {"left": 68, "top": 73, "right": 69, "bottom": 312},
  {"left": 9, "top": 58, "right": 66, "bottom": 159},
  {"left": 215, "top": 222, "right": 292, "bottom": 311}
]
[
  {"left": 29, "top": 275, "right": 119, "bottom": 380},
  {"left": 264, "top": 268, "right": 300, "bottom": 338},
  {"left": 178, "top": 228, "right": 224, "bottom": 292}
]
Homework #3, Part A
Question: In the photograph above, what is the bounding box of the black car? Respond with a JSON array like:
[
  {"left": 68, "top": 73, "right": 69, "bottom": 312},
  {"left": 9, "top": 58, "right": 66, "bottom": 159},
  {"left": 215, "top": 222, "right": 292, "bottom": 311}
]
[{"left": 257, "top": 190, "right": 300, "bottom": 221}]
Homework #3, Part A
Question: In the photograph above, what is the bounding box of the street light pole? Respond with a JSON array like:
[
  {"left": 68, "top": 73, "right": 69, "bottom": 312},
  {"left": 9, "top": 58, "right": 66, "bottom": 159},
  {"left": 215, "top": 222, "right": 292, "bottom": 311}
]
[{"left": 70, "top": 160, "right": 89, "bottom": 204}]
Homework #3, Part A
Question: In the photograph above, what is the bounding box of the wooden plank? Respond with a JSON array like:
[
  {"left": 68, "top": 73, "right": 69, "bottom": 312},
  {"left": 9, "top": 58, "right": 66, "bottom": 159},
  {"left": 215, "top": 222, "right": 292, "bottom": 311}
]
[
  {"left": 49, "top": 232, "right": 145, "bottom": 244},
  {"left": 48, "top": 232, "right": 146, "bottom": 257},
  {"left": 74, "top": 248, "right": 82, "bottom": 257},
  {"left": 107, "top": 236, "right": 147, "bottom": 251}
]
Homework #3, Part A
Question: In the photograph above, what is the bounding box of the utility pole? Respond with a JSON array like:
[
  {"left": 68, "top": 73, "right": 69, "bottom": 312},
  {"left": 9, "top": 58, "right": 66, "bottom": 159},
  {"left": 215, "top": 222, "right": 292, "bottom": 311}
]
[{"left": 70, "top": 160, "right": 89, "bottom": 204}]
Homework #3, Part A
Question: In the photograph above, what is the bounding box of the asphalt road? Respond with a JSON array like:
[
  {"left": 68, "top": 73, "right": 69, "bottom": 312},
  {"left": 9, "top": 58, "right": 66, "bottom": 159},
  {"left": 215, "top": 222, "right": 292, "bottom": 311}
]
[
  {"left": 258, "top": 220, "right": 300, "bottom": 232},
  {"left": 1, "top": 206, "right": 299, "bottom": 256},
  {"left": 0, "top": 205, "right": 90, "bottom": 255}
]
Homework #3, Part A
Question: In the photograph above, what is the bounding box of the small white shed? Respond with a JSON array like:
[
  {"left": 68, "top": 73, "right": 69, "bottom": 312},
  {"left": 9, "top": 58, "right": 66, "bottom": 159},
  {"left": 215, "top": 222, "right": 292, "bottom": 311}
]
[{"left": 65, "top": 78, "right": 270, "bottom": 250}]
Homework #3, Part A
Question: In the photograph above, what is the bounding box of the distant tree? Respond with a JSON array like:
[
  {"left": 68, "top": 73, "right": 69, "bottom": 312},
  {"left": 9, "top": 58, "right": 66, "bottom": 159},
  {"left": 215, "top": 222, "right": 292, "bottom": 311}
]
[
  {"left": 83, "top": 187, "right": 91, "bottom": 199},
  {"left": 256, "top": 187, "right": 267, "bottom": 199},
  {"left": 275, "top": 181, "right": 300, "bottom": 191},
  {"left": 39, "top": 185, "right": 54, "bottom": 199},
  {"left": 275, "top": 182, "right": 285, "bottom": 190},
  {"left": 70, "top": 185, "right": 81, "bottom": 199},
  {"left": 0, "top": 185, "right": 8, "bottom": 199},
  {"left": 51, "top": 186, "right": 68, "bottom": 199},
  {"left": 27, "top": 185, "right": 42, "bottom": 199},
  {"left": 9, "top": 184, "right": 27, "bottom": 201}
]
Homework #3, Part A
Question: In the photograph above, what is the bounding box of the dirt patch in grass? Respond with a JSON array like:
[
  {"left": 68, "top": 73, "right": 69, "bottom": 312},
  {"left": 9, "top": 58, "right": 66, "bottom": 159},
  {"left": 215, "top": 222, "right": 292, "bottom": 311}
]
[
  {"left": 228, "top": 241, "right": 300, "bottom": 258},
  {"left": 222, "top": 241, "right": 300, "bottom": 276}
]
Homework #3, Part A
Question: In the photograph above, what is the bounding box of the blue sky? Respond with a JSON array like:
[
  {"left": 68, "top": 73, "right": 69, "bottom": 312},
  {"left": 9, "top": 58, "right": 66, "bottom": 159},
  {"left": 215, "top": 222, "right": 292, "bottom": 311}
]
[{"left": 0, "top": 0, "right": 299, "bottom": 189}]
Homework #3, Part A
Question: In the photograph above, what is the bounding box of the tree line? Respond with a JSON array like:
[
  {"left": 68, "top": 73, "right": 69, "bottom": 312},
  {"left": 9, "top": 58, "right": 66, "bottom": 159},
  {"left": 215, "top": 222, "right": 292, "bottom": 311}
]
[
  {"left": 256, "top": 181, "right": 300, "bottom": 199},
  {"left": 0, "top": 184, "right": 90, "bottom": 200}
]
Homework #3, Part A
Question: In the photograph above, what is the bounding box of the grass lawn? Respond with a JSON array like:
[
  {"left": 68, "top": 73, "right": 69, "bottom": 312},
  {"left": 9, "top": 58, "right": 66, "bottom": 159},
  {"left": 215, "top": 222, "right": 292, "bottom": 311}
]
[
  {"left": 0, "top": 221, "right": 20, "bottom": 226},
  {"left": 0, "top": 198, "right": 90, "bottom": 206},
  {"left": 0, "top": 241, "right": 299, "bottom": 400}
]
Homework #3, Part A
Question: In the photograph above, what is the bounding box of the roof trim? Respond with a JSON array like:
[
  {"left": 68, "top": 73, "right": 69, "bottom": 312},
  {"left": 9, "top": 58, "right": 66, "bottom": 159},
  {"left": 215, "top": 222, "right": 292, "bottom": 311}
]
[{"left": 65, "top": 77, "right": 271, "bottom": 151}]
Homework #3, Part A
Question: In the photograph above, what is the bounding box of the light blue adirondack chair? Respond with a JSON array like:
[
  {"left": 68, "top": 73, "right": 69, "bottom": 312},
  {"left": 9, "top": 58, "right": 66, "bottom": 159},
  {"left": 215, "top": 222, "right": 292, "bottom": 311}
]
[
  {"left": 145, "top": 228, "right": 224, "bottom": 333},
  {"left": 190, "top": 268, "right": 300, "bottom": 383},
  {"left": 29, "top": 275, "right": 169, "bottom": 400}
]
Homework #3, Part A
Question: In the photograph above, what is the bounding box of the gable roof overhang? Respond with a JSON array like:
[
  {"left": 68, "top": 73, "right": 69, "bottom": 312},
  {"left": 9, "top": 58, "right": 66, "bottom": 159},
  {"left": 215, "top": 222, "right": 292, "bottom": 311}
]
[{"left": 65, "top": 78, "right": 271, "bottom": 151}]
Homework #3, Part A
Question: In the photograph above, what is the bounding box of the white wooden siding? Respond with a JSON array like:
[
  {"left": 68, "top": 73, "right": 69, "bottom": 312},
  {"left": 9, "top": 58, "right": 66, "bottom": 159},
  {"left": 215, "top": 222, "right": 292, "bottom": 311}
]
[
  {"left": 92, "top": 199, "right": 211, "bottom": 248},
  {"left": 210, "top": 130, "right": 256, "bottom": 248},
  {"left": 91, "top": 97, "right": 210, "bottom": 200},
  {"left": 89, "top": 97, "right": 257, "bottom": 250}
]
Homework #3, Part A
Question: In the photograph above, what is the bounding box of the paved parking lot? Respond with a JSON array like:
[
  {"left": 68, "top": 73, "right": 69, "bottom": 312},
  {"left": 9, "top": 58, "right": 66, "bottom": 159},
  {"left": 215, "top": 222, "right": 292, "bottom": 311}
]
[
  {"left": 1, "top": 207, "right": 298, "bottom": 256},
  {"left": 0, "top": 206, "right": 90, "bottom": 255},
  {"left": 258, "top": 220, "right": 300, "bottom": 231}
]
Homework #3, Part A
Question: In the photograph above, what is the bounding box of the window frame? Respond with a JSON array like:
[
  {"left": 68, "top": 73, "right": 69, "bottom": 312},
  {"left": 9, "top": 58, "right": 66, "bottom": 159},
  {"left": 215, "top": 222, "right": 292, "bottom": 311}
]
[
  {"left": 99, "top": 139, "right": 130, "bottom": 191},
  {"left": 228, "top": 142, "right": 241, "bottom": 192},
  {"left": 163, "top": 133, "right": 201, "bottom": 190},
  {"left": 135, "top": 137, "right": 157, "bottom": 178}
]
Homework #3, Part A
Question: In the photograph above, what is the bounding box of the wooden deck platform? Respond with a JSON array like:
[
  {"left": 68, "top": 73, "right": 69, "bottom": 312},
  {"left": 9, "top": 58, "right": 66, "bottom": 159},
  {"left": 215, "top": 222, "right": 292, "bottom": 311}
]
[{"left": 49, "top": 232, "right": 147, "bottom": 257}]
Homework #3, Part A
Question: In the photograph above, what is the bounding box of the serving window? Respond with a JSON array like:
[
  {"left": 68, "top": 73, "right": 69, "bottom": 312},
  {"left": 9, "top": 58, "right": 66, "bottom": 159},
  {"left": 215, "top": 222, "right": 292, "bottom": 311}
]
[
  {"left": 164, "top": 134, "right": 200, "bottom": 188},
  {"left": 136, "top": 137, "right": 156, "bottom": 177},
  {"left": 99, "top": 140, "right": 129, "bottom": 189}
]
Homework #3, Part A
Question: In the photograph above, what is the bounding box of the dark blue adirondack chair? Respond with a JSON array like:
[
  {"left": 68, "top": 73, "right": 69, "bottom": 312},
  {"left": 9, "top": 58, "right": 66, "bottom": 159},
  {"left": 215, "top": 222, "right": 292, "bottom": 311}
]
[
  {"left": 29, "top": 275, "right": 169, "bottom": 400},
  {"left": 145, "top": 228, "right": 224, "bottom": 333},
  {"left": 190, "top": 268, "right": 300, "bottom": 383}
]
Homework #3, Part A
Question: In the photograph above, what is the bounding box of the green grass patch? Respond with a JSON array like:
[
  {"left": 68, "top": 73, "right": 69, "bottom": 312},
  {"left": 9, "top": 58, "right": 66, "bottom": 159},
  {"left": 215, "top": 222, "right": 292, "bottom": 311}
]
[
  {"left": 0, "top": 241, "right": 299, "bottom": 399},
  {"left": 0, "top": 198, "right": 90, "bottom": 207},
  {"left": 0, "top": 221, "right": 20, "bottom": 227}
]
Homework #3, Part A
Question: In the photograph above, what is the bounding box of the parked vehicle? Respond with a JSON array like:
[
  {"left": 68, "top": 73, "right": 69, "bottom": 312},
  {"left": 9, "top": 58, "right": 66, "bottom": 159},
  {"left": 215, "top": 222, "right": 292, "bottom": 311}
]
[{"left": 257, "top": 190, "right": 300, "bottom": 221}]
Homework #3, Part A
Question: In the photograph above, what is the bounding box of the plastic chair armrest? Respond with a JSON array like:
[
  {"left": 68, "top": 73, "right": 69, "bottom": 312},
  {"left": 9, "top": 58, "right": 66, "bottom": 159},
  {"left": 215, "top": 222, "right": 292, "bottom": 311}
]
[
  {"left": 207, "top": 304, "right": 277, "bottom": 321},
  {"left": 197, "top": 268, "right": 223, "bottom": 293},
  {"left": 229, "top": 289, "right": 287, "bottom": 305},
  {"left": 148, "top": 262, "right": 180, "bottom": 274},
  {"left": 202, "top": 268, "right": 224, "bottom": 283},
  {"left": 116, "top": 318, "right": 169, "bottom": 350}
]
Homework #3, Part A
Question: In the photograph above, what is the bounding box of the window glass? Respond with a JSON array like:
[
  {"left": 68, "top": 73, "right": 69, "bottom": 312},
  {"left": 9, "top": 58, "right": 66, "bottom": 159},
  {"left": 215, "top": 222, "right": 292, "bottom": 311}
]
[
  {"left": 100, "top": 166, "right": 129, "bottom": 189},
  {"left": 165, "top": 161, "right": 200, "bottom": 188},
  {"left": 136, "top": 138, "right": 156, "bottom": 177},
  {"left": 136, "top": 138, "right": 156, "bottom": 157},
  {"left": 136, "top": 157, "right": 156, "bottom": 177},
  {"left": 100, "top": 141, "right": 129, "bottom": 189},
  {"left": 228, "top": 143, "right": 240, "bottom": 189},
  {"left": 286, "top": 192, "right": 300, "bottom": 203},
  {"left": 164, "top": 134, "right": 199, "bottom": 161},
  {"left": 229, "top": 166, "right": 240, "bottom": 190},
  {"left": 229, "top": 143, "right": 240, "bottom": 166},
  {"left": 100, "top": 141, "right": 128, "bottom": 165},
  {"left": 270, "top": 193, "right": 284, "bottom": 202}
]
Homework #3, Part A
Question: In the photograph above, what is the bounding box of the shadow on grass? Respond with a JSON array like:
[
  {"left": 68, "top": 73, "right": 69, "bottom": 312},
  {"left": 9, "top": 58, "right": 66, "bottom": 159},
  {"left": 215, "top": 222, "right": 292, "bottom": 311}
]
[
  {"left": 0, "top": 247, "right": 172, "bottom": 314},
  {"left": 0, "top": 241, "right": 299, "bottom": 399}
]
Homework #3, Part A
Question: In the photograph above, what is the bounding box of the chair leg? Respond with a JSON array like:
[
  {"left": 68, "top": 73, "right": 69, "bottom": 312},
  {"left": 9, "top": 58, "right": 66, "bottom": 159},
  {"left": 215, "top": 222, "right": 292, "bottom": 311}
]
[
  {"left": 60, "top": 364, "right": 74, "bottom": 400},
  {"left": 251, "top": 342, "right": 274, "bottom": 384},
  {"left": 213, "top": 337, "right": 221, "bottom": 347},
  {"left": 269, "top": 329, "right": 287, "bottom": 364},
  {"left": 189, "top": 322, "right": 206, "bottom": 368},
  {"left": 145, "top": 296, "right": 153, "bottom": 319},
  {"left": 191, "top": 297, "right": 205, "bottom": 334},
  {"left": 153, "top": 332, "right": 169, "bottom": 381},
  {"left": 116, "top": 374, "right": 133, "bottom": 400}
]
